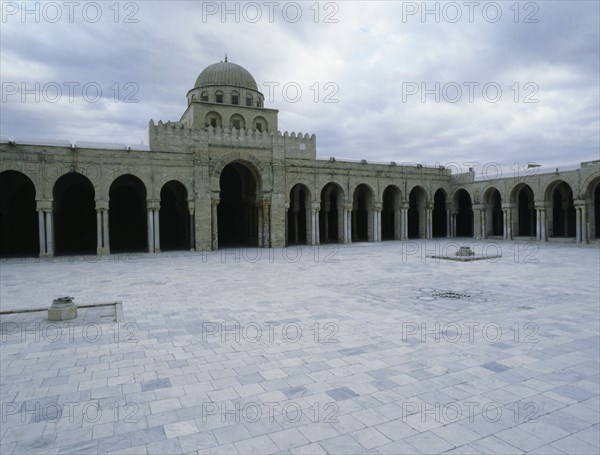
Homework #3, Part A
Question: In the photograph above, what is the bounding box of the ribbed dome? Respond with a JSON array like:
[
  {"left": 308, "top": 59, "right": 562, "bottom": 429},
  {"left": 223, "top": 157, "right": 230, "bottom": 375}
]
[{"left": 194, "top": 61, "right": 258, "bottom": 91}]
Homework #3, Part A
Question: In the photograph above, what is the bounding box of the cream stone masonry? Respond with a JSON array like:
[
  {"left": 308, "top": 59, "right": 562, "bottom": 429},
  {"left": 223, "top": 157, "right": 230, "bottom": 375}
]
[{"left": 1, "top": 60, "right": 599, "bottom": 257}]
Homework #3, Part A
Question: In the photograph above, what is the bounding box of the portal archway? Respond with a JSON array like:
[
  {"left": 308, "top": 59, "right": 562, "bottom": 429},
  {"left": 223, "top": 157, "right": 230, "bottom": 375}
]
[
  {"left": 160, "top": 181, "right": 189, "bottom": 250},
  {"left": 109, "top": 175, "right": 147, "bottom": 252},
  {"left": 352, "top": 184, "right": 373, "bottom": 242},
  {"left": 382, "top": 185, "right": 401, "bottom": 240},
  {"left": 454, "top": 189, "right": 473, "bottom": 237},
  {"left": 288, "top": 184, "right": 310, "bottom": 245},
  {"left": 484, "top": 188, "right": 503, "bottom": 237},
  {"left": 0, "top": 171, "right": 38, "bottom": 256},
  {"left": 408, "top": 186, "right": 427, "bottom": 239},
  {"left": 512, "top": 184, "right": 536, "bottom": 237},
  {"left": 547, "top": 181, "right": 576, "bottom": 238},
  {"left": 218, "top": 162, "right": 259, "bottom": 247},
  {"left": 432, "top": 189, "right": 447, "bottom": 238},
  {"left": 320, "top": 183, "right": 344, "bottom": 243},
  {"left": 53, "top": 173, "right": 96, "bottom": 255}
]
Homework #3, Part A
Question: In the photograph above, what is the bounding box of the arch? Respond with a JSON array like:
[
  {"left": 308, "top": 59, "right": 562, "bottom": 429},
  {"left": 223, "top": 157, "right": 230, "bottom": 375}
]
[
  {"left": 53, "top": 173, "right": 96, "bottom": 255},
  {"left": 160, "top": 180, "right": 189, "bottom": 251},
  {"left": 320, "top": 182, "right": 344, "bottom": 243},
  {"left": 546, "top": 180, "right": 576, "bottom": 238},
  {"left": 432, "top": 188, "right": 447, "bottom": 238},
  {"left": 382, "top": 185, "right": 401, "bottom": 240},
  {"left": 109, "top": 174, "right": 147, "bottom": 252},
  {"left": 408, "top": 186, "right": 427, "bottom": 239},
  {"left": 231, "top": 90, "right": 240, "bottom": 105},
  {"left": 205, "top": 111, "right": 222, "bottom": 128},
  {"left": 215, "top": 90, "right": 224, "bottom": 103},
  {"left": 587, "top": 176, "right": 600, "bottom": 239},
  {"left": 483, "top": 187, "right": 503, "bottom": 237},
  {"left": 352, "top": 184, "right": 374, "bottom": 242},
  {"left": 288, "top": 184, "right": 311, "bottom": 245},
  {"left": 246, "top": 94, "right": 253, "bottom": 107},
  {"left": 0, "top": 170, "right": 38, "bottom": 256},
  {"left": 218, "top": 162, "right": 259, "bottom": 247},
  {"left": 252, "top": 116, "right": 268, "bottom": 133},
  {"left": 229, "top": 113, "right": 246, "bottom": 130},
  {"left": 200, "top": 91, "right": 209, "bottom": 102},
  {"left": 454, "top": 188, "right": 473, "bottom": 237},
  {"left": 511, "top": 183, "right": 536, "bottom": 237}
]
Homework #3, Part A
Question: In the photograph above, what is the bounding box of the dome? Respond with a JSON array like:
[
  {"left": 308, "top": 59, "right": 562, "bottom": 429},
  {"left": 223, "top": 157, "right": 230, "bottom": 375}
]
[{"left": 194, "top": 60, "right": 258, "bottom": 91}]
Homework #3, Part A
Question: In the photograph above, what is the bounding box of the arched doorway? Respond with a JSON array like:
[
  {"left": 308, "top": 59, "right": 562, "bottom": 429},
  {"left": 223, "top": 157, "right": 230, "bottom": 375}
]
[
  {"left": 0, "top": 171, "right": 38, "bottom": 256},
  {"left": 218, "top": 162, "right": 259, "bottom": 247},
  {"left": 352, "top": 184, "right": 373, "bottom": 242},
  {"left": 455, "top": 189, "right": 473, "bottom": 237},
  {"left": 53, "top": 173, "right": 96, "bottom": 255},
  {"left": 549, "top": 181, "right": 576, "bottom": 238},
  {"left": 432, "top": 189, "right": 447, "bottom": 238},
  {"left": 109, "top": 175, "right": 147, "bottom": 252},
  {"left": 408, "top": 186, "right": 426, "bottom": 239},
  {"left": 484, "top": 188, "right": 503, "bottom": 237},
  {"left": 160, "top": 181, "right": 189, "bottom": 250},
  {"left": 514, "top": 184, "right": 536, "bottom": 237},
  {"left": 320, "top": 183, "right": 343, "bottom": 243},
  {"left": 288, "top": 184, "right": 310, "bottom": 245},
  {"left": 382, "top": 186, "right": 401, "bottom": 240}
]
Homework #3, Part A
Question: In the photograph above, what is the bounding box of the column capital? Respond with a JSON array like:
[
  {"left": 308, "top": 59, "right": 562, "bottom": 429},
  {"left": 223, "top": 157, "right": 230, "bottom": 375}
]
[
  {"left": 472, "top": 203, "right": 486, "bottom": 210},
  {"left": 36, "top": 199, "right": 53, "bottom": 211},
  {"left": 344, "top": 203, "right": 354, "bottom": 211},
  {"left": 311, "top": 202, "right": 321, "bottom": 211},
  {"left": 95, "top": 200, "right": 109, "bottom": 211},
  {"left": 260, "top": 199, "right": 271, "bottom": 208},
  {"left": 211, "top": 198, "right": 220, "bottom": 208},
  {"left": 502, "top": 202, "right": 517, "bottom": 210},
  {"left": 574, "top": 199, "right": 587, "bottom": 208},
  {"left": 147, "top": 199, "right": 160, "bottom": 210},
  {"left": 373, "top": 203, "right": 383, "bottom": 211}
]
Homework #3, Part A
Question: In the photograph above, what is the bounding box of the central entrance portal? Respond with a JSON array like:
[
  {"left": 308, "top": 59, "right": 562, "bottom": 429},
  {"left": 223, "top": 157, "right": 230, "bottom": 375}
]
[{"left": 218, "top": 162, "right": 259, "bottom": 247}]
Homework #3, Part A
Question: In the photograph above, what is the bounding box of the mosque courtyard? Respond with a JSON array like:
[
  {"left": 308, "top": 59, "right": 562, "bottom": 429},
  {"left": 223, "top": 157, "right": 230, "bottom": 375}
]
[{"left": 1, "top": 240, "right": 599, "bottom": 454}]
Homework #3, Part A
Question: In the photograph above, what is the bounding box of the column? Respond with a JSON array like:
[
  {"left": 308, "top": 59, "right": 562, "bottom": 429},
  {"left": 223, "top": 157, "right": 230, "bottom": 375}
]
[
  {"left": 261, "top": 200, "right": 271, "bottom": 248},
  {"left": 425, "top": 207, "right": 432, "bottom": 239},
  {"left": 153, "top": 209, "right": 160, "bottom": 252},
  {"left": 96, "top": 210, "right": 103, "bottom": 255},
  {"left": 377, "top": 208, "right": 382, "bottom": 242},
  {"left": 576, "top": 206, "right": 581, "bottom": 243},
  {"left": 189, "top": 210, "right": 195, "bottom": 251},
  {"left": 535, "top": 209, "right": 541, "bottom": 241},
  {"left": 480, "top": 208, "right": 487, "bottom": 239},
  {"left": 343, "top": 205, "right": 352, "bottom": 243},
  {"left": 147, "top": 209, "right": 154, "bottom": 253},
  {"left": 401, "top": 207, "right": 408, "bottom": 240},
  {"left": 45, "top": 210, "right": 54, "bottom": 257},
  {"left": 211, "top": 199, "right": 219, "bottom": 250},
  {"left": 38, "top": 210, "right": 46, "bottom": 257},
  {"left": 581, "top": 205, "right": 588, "bottom": 244},
  {"left": 446, "top": 209, "right": 452, "bottom": 238},
  {"left": 540, "top": 208, "right": 547, "bottom": 241},
  {"left": 507, "top": 208, "right": 512, "bottom": 240},
  {"left": 312, "top": 203, "right": 321, "bottom": 245},
  {"left": 102, "top": 209, "right": 110, "bottom": 254}
]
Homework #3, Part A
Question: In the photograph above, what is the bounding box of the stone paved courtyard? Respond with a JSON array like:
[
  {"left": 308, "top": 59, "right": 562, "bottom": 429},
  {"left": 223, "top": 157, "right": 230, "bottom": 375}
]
[{"left": 1, "top": 240, "right": 599, "bottom": 454}]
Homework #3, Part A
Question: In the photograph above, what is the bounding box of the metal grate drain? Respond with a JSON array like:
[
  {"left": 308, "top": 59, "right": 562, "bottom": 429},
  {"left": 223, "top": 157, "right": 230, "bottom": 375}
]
[
  {"left": 431, "top": 291, "right": 471, "bottom": 300},
  {"left": 416, "top": 288, "right": 487, "bottom": 303}
]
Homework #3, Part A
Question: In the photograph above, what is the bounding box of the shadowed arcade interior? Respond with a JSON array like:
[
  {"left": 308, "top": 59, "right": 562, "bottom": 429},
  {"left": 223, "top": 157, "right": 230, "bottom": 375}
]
[
  {"left": 53, "top": 173, "right": 96, "bottom": 255},
  {"left": 0, "top": 171, "right": 38, "bottom": 257},
  {"left": 109, "top": 175, "right": 147, "bottom": 252},
  {"left": 218, "top": 162, "right": 258, "bottom": 247},
  {"left": 288, "top": 184, "right": 309, "bottom": 245},
  {"left": 160, "top": 181, "right": 190, "bottom": 251}
]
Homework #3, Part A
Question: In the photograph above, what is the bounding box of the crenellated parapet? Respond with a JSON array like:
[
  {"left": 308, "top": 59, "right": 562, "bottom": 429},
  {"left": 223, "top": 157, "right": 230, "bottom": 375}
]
[{"left": 148, "top": 119, "right": 316, "bottom": 159}]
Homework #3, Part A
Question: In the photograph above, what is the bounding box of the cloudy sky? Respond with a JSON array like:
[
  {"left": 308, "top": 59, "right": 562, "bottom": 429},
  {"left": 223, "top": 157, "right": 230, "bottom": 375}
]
[{"left": 1, "top": 1, "right": 598, "bottom": 172}]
